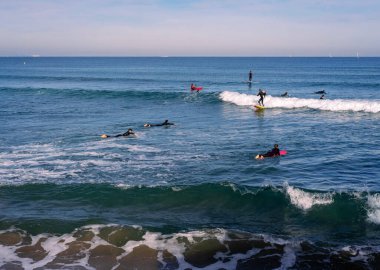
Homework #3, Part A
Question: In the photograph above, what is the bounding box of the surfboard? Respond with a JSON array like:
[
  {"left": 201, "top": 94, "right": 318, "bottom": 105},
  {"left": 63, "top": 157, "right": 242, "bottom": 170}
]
[
  {"left": 255, "top": 150, "right": 287, "bottom": 160},
  {"left": 191, "top": 87, "right": 203, "bottom": 91},
  {"left": 254, "top": 105, "right": 265, "bottom": 110}
]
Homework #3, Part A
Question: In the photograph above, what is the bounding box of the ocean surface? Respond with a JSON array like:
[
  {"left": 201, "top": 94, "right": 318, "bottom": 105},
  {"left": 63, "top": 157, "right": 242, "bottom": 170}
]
[{"left": 0, "top": 57, "right": 380, "bottom": 269}]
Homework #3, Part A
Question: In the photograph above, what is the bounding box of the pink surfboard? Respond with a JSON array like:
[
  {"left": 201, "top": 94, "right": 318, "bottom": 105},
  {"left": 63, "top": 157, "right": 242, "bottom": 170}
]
[
  {"left": 280, "top": 150, "right": 287, "bottom": 156},
  {"left": 191, "top": 86, "right": 203, "bottom": 91}
]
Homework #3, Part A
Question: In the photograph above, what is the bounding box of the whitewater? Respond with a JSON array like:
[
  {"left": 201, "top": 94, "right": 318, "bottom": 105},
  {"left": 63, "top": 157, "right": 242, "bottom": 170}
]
[{"left": 220, "top": 91, "right": 380, "bottom": 113}]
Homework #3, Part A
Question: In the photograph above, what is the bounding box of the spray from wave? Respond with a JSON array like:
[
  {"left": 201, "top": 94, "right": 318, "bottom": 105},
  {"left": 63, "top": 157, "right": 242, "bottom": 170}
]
[{"left": 219, "top": 91, "right": 380, "bottom": 113}]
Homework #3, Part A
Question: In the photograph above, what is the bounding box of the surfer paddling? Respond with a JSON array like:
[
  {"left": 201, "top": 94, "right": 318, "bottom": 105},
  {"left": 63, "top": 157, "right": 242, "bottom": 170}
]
[
  {"left": 101, "top": 128, "right": 135, "bottom": 138},
  {"left": 315, "top": 90, "right": 326, "bottom": 94},
  {"left": 191, "top": 84, "right": 203, "bottom": 92},
  {"left": 144, "top": 119, "right": 174, "bottom": 127},
  {"left": 256, "top": 144, "right": 282, "bottom": 159}
]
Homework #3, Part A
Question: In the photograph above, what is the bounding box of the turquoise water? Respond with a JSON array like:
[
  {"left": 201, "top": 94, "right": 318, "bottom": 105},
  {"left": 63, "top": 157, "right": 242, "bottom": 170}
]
[{"left": 1, "top": 57, "right": 380, "bottom": 269}]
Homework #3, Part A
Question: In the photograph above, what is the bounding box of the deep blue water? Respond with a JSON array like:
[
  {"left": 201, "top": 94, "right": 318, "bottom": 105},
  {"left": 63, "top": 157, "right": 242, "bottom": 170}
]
[{"left": 1, "top": 57, "right": 380, "bottom": 261}]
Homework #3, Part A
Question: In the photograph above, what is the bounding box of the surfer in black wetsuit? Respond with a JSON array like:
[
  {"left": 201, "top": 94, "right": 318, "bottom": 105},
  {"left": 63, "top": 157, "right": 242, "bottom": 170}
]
[
  {"left": 320, "top": 94, "right": 325, "bottom": 100},
  {"left": 249, "top": 70, "right": 253, "bottom": 82},
  {"left": 281, "top": 92, "right": 288, "bottom": 97},
  {"left": 257, "top": 144, "right": 280, "bottom": 159},
  {"left": 315, "top": 90, "right": 326, "bottom": 94},
  {"left": 101, "top": 128, "right": 135, "bottom": 138},
  {"left": 257, "top": 89, "right": 266, "bottom": 106},
  {"left": 144, "top": 120, "right": 174, "bottom": 127}
]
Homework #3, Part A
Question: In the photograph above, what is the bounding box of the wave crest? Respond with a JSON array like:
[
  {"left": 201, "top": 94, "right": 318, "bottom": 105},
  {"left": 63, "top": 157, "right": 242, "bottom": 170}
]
[{"left": 220, "top": 91, "right": 380, "bottom": 113}]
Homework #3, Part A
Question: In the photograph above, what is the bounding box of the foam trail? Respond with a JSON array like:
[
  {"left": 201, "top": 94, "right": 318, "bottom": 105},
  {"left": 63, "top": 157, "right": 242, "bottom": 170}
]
[
  {"left": 367, "top": 194, "right": 380, "bottom": 224},
  {"left": 285, "top": 185, "right": 333, "bottom": 210},
  {"left": 220, "top": 91, "right": 380, "bottom": 113}
]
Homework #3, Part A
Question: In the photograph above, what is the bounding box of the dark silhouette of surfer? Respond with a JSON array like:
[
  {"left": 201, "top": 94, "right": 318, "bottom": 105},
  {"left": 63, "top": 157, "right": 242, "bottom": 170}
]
[
  {"left": 315, "top": 90, "right": 326, "bottom": 94},
  {"left": 257, "top": 89, "right": 266, "bottom": 106},
  {"left": 144, "top": 120, "right": 174, "bottom": 127},
  {"left": 101, "top": 128, "right": 135, "bottom": 138},
  {"left": 256, "top": 144, "right": 281, "bottom": 159}
]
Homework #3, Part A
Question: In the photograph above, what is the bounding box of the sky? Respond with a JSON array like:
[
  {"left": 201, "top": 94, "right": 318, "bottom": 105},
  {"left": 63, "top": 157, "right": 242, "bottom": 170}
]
[{"left": 0, "top": 0, "right": 379, "bottom": 56}]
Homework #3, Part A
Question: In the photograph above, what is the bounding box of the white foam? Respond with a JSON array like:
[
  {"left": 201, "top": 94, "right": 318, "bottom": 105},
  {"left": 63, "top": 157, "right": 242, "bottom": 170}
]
[
  {"left": 285, "top": 184, "right": 334, "bottom": 210},
  {"left": 220, "top": 91, "right": 380, "bottom": 113},
  {"left": 367, "top": 194, "right": 380, "bottom": 224},
  {"left": 0, "top": 140, "right": 170, "bottom": 185}
]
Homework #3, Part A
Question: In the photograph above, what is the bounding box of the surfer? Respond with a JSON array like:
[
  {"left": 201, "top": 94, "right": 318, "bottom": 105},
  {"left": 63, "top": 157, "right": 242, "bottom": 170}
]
[
  {"left": 315, "top": 90, "right": 326, "bottom": 94},
  {"left": 320, "top": 94, "right": 325, "bottom": 100},
  {"left": 257, "top": 89, "right": 266, "bottom": 106},
  {"left": 249, "top": 70, "right": 253, "bottom": 82},
  {"left": 144, "top": 120, "right": 174, "bottom": 127},
  {"left": 256, "top": 144, "right": 281, "bottom": 159},
  {"left": 281, "top": 92, "right": 288, "bottom": 97},
  {"left": 101, "top": 128, "right": 135, "bottom": 138},
  {"left": 191, "top": 83, "right": 202, "bottom": 92}
]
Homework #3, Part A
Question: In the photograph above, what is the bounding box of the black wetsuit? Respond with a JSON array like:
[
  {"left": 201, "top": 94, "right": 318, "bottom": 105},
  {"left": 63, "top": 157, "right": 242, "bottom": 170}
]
[
  {"left": 249, "top": 71, "right": 253, "bottom": 81},
  {"left": 257, "top": 91, "right": 266, "bottom": 106},
  {"left": 115, "top": 130, "right": 134, "bottom": 137},
  {"left": 262, "top": 148, "right": 280, "bottom": 157},
  {"left": 315, "top": 90, "right": 326, "bottom": 94},
  {"left": 146, "top": 121, "right": 174, "bottom": 127}
]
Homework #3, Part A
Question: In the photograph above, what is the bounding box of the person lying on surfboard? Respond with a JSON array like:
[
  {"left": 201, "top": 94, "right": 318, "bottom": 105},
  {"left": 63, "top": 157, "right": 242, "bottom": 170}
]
[
  {"left": 101, "top": 128, "right": 135, "bottom": 138},
  {"left": 257, "top": 89, "right": 266, "bottom": 106},
  {"left": 315, "top": 90, "right": 326, "bottom": 94},
  {"left": 144, "top": 120, "right": 174, "bottom": 127},
  {"left": 256, "top": 144, "right": 281, "bottom": 159},
  {"left": 191, "top": 84, "right": 203, "bottom": 92}
]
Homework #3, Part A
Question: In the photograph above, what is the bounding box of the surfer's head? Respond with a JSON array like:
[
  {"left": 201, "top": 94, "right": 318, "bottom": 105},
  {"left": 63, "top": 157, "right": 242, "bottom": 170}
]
[{"left": 274, "top": 144, "right": 279, "bottom": 149}]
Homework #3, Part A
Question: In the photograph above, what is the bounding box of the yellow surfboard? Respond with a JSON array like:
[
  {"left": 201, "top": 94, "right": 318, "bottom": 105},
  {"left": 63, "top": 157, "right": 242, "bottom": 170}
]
[{"left": 254, "top": 105, "right": 265, "bottom": 110}]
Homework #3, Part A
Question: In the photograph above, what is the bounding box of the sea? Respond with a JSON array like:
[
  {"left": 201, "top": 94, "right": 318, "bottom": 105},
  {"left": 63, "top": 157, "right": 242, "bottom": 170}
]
[{"left": 0, "top": 57, "right": 380, "bottom": 269}]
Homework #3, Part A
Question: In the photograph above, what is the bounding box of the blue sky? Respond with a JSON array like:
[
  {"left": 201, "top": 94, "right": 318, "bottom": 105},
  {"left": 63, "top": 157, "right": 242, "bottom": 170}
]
[{"left": 0, "top": 0, "right": 379, "bottom": 56}]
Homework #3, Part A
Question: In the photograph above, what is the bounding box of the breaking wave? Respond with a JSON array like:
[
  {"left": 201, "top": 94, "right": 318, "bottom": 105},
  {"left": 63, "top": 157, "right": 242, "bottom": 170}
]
[{"left": 220, "top": 91, "right": 380, "bottom": 113}]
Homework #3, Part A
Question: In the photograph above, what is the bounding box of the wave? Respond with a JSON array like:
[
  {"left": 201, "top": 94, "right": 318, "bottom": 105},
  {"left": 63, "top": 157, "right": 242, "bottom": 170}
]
[
  {"left": 1, "top": 182, "right": 380, "bottom": 227},
  {"left": 1, "top": 224, "right": 379, "bottom": 270},
  {"left": 0, "top": 74, "right": 179, "bottom": 84},
  {"left": 219, "top": 91, "right": 380, "bottom": 113},
  {"left": 0, "top": 86, "right": 220, "bottom": 103}
]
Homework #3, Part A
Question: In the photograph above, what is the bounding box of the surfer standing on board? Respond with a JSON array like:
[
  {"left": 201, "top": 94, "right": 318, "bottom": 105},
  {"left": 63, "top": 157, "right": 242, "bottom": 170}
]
[
  {"left": 249, "top": 70, "right": 253, "bottom": 82},
  {"left": 257, "top": 89, "right": 266, "bottom": 106}
]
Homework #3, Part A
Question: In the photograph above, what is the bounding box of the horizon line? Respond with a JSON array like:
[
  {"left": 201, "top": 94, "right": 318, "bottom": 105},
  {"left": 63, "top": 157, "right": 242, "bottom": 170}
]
[{"left": 0, "top": 55, "right": 379, "bottom": 58}]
